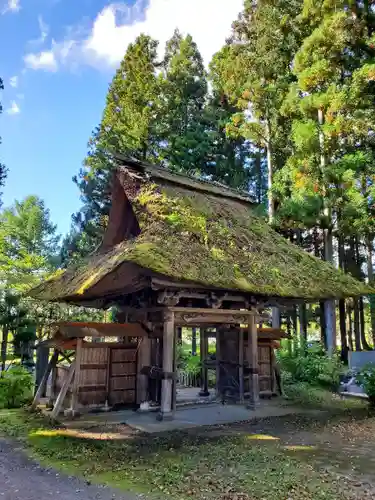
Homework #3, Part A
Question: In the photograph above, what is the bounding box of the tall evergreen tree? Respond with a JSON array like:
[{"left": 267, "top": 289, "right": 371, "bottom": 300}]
[
  {"left": 275, "top": 0, "right": 375, "bottom": 352},
  {"left": 64, "top": 35, "right": 161, "bottom": 262},
  {"left": 213, "top": 0, "right": 303, "bottom": 222},
  {"left": 0, "top": 195, "right": 60, "bottom": 291},
  {"left": 157, "top": 30, "right": 210, "bottom": 173}
]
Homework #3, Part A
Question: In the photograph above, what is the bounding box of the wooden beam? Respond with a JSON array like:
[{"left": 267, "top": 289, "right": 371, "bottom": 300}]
[
  {"left": 31, "top": 350, "right": 59, "bottom": 410},
  {"left": 50, "top": 361, "right": 76, "bottom": 420},
  {"left": 157, "top": 310, "right": 175, "bottom": 421},
  {"left": 52, "top": 321, "right": 149, "bottom": 338},
  {"left": 247, "top": 315, "right": 260, "bottom": 410},
  {"left": 69, "top": 338, "right": 83, "bottom": 416}
]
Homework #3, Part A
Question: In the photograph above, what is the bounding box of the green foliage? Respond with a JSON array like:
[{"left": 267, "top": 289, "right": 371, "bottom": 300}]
[
  {"left": 0, "top": 366, "right": 33, "bottom": 409},
  {"left": 278, "top": 342, "right": 343, "bottom": 388},
  {"left": 356, "top": 363, "right": 375, "bottom": 400},
  {"left": 283, "top": 381, "right": 366, "bottom": 410},
  {"left": 176, "top": 344, "right": 201, "bottom": 375},
  {"left": 0, "top": 195, "right": 60, "bottom": 291}
]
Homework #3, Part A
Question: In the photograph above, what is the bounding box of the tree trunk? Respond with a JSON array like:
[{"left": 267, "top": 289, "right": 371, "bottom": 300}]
[
  {"left": 318, "top": 108, "right": 336, "bottom": 356},
  {"left": 266, "top": 118, "right": 280, "bottom": 329},
  {"left": 338, "top": 234, "right": 348, "bottom": 361},
  {"left": 313, "top": 226, "right": 327, "bottom": 347},
  {"left": 353, "top": 299, "right": 362, "bottom": 351},
  {"left": 255, "top": 149, "right": 262, "bottom": 204},
  {"left": 348, "top": 305, "right": 354, "bottom": 351},
  {"left": 359, "top": 296, "right": 372, "bottom": 350},
  {"left": 1, "top": 325, "right": 9, "bottom": 376},
  {"left": 265, "top": 118, "right": 274, "bottom": 223},
  {"left": 339, "top": 299, "right": 348, "bottom": 363},
  {"left": 366, "top": 236, "right": 375, "bottom": 346}
]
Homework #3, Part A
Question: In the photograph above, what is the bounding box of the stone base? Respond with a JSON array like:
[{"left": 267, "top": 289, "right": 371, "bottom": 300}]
[
  {"left": 198, "top": 390, "right": 210, "bottom": 397},
  {"left": 63, "top": 408, "right": 81, "bottom": 418},
  {"left": 247, "top": 401, "right": 260, "bottom": 411},
  {"left": 156, "top": 411, "right": 174, "bottom": 422}
]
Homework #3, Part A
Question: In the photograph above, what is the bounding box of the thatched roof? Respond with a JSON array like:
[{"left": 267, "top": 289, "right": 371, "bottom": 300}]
[{"left": 29, "top": 156, "right": 372, "bottom": 303}]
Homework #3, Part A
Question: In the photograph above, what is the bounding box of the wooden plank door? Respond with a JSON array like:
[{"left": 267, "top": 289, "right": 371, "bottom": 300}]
[{"left": 109, "top": 347, "right": 137, "bottom": 406}]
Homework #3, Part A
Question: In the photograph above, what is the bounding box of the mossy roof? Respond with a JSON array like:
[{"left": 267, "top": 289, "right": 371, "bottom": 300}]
[{"left": 29, "top": 158, "right": 372, "bottom": 302}]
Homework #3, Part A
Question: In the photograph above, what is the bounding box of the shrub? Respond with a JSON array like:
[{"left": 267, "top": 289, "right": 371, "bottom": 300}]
[
  {"left": 278, "top": 341, "right": 343, "bottom": 389},
  {"left": 0, "top": 366, "right": 33, "bottom": 409},
  {"left": 356, "top": 363, "right": 375, "bottom": 404}
]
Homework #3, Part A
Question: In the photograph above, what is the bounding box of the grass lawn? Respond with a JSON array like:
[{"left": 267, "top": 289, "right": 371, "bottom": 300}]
[{"left": 0, "top": 387, "right": 374, "bottom": 500}]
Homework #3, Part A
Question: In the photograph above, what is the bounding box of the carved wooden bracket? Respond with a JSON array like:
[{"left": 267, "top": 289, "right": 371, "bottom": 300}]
[
  {"left": 205, "top": 292, "right": 228, "bottom": 309},
  {"left": 157, "top": 290, "right": 181, "bottom": 306}
]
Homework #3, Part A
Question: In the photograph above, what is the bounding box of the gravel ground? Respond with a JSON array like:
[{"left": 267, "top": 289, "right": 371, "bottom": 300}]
[{"left": 0, "top": 439, "right": 141, "bottom": 500}]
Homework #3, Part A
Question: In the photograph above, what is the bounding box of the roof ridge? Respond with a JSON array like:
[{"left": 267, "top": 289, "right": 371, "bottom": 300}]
[{"left": 111, "top": 152, "right": 256, "bottom": 205}]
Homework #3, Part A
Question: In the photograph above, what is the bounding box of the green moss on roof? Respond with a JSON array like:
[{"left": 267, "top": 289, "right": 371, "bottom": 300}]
[{"left": 29, "top": 177, "right": 372, "bottom": 302}]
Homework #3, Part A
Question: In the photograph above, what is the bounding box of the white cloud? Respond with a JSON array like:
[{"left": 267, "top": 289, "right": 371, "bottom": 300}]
[
  {"left": 2, "top": 0, "right": 20, "bottom": 14},
  {"left": 84, "top": 0, "right": 243, "bottom": 68},
  {"left": 23, "top": 0, "right": 243, "bottom": 72},
  {"left": 6, "top": 101, "right": 20, "bottom": 115},
  {"left": 9, "top": 76, "right": 18, "bottom": 88},
  {"left": 24, "top": 50, "right": 58, "bottom": 72},
  {"left": 28, "top": 15, "right": 49, "bottom": 46}
]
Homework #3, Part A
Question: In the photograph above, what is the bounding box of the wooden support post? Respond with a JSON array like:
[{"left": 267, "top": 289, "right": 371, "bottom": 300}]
[
  {"left": 31, "top": 349, "right": 59, "bottom": 410},
  {"left": 137, "top": 337, "right": 151, "bottom": 405},
  {"left": 50, "top": 361, "right": 76, "bottom": 420},
  {"left": 215, "top": 329, "right": 220, "bottom": 397},
  {"left": 47, "top": 354, "right": 59, "bottom": 409},
  {"left": 172, "top": 327, "right": 177, "bottom": 413},
  {"left": 68, "top": 339, "right": 83, "bottom": 417},
  {"left": 157, "top": 310, "right": 175, "bottom": 421},
  {"left": 247, "top": 315, "right": 260, "bottom": 410},
  {"left": 35, "top": 346, "right": 50, "bottom": 397},
  {"left": 239, "top": 329, "right": 244, "bottom": 404},
  {"left": 199, "top": 328, "right": 210, "bottom": 397}
]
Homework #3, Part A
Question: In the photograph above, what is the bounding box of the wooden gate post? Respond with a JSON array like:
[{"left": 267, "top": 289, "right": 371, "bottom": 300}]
[
  {"left": 35, "top": 346, "right": 50, "bottom": 396},
  {"left": 137, "top": 337, "right": 151, "bottom": 404},
  {"left": 50, "top": 360, "right": 76, "bottom": 420},
  {"left": 157, "top": 310, "right": 175, "bottom": 421},
  {"left": 199, "top": 328, "right": 210, "bottom": 397},
  {"left": 239, "top": 328, "right": 244, "bottom": 404},
  {"left": 31, "top": 349, "right": 59, "bottom": 410},
  {"left": 68, "top": 338, "right": 83, "bottom": 417},
  {"left": 247, "top": 314, "right": 260, "bottom": 410}
]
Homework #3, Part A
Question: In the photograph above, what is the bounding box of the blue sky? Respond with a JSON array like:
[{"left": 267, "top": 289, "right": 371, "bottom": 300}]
[{"left": 0, "top": 0, "right": 243, "bottom": 237}]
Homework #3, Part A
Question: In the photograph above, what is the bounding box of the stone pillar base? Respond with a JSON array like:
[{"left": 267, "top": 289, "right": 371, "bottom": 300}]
[
  {"left": 198, "top": 390, "right": 210, "bottom": 397},
  {"left": 156, "top": 411, "right": 174, "bottom": 421}
]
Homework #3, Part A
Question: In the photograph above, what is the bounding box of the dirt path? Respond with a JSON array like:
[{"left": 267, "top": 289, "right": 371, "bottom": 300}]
[{"left": 0, "top": 439, "right": 141, "bottom": 500}]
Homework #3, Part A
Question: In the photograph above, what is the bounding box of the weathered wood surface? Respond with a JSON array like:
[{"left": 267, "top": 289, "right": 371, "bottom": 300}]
[
  {"left": 51, "top": 361, "right": 76, "bottom": 420},
  {"left": 158, "top": 311, "right": 175, "bottom": 420},
  {"left": 31, "top": 350, "right": 59, "bottom": 410}
]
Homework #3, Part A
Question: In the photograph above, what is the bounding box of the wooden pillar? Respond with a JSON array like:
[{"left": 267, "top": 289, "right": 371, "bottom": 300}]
[
  {"left": 31, "top": 349, "right": 59, "bottom": 410},
  {"left": 69, "top": 339, "right": 83, "bottom": 417},
  {"left": 239, "top": 328, "right": 244, "bottom": 404},
  {"left": 35, "top": 346, "right": 50, "bottom": 396},
  {"left": 50, "top": 361, "right": 76, "bottom": 420},
  {"left": 137, "top": 337, "right": 151, "bottom": 404},
  {"left": 157, "top": 310, "right": 175, "bottom": 421},
  {"left": 215, "top": 328, "right": 220, "bottom": 397},
  {"left": 247, "top": 314, "right": 260, "bottom": 410},
  {"left": 199, "top": 328, "right": 210, "bottom": 397}
]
